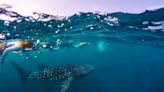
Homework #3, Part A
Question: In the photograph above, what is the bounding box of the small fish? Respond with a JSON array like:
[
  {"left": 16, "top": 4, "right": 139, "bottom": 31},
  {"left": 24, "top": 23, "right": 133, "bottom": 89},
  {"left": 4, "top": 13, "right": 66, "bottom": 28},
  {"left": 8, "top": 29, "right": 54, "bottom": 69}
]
[
  {"left": 11, "top": 62, "right": 95, "bottom": 92},
  {"left": 74, "top": 42, "right": 90, "bottom": 48}
]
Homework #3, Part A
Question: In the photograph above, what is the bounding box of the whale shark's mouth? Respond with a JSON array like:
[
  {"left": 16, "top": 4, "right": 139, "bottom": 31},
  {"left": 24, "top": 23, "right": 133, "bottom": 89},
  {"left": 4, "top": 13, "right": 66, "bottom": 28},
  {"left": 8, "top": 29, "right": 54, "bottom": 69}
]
[{"left": 84, "top": 64, "right": 95, "bottom": 72}]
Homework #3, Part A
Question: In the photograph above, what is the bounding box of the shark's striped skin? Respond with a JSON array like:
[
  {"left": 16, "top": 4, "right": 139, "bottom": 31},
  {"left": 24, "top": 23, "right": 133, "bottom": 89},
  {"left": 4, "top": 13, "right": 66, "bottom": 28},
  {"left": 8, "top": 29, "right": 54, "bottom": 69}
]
[
  {"left": 12, "top": 62, "right": 95, "bottom": 92},
  {"left": 29, "top": 65, "right": 80, "bottom": 81}
]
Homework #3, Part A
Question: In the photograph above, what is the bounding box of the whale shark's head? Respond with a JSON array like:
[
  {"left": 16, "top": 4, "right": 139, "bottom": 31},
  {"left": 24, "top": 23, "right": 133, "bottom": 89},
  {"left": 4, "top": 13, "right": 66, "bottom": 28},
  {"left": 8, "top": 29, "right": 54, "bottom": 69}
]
[{"left": 73, "top": 64, "right": 95, "bottom": 77}]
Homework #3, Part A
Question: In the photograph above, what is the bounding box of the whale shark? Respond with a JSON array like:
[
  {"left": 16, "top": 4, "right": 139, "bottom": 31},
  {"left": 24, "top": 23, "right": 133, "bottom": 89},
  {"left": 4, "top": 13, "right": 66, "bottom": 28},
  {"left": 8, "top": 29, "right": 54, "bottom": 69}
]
[{"left": 11, "top": 62, "right": 95, "bottom": 92}]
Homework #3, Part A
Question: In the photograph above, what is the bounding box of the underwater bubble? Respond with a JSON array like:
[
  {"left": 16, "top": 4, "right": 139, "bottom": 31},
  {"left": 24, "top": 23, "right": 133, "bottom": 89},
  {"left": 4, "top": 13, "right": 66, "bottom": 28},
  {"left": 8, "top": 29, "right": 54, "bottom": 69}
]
[
  {"left": 13, "top": 26, "right": 16, "bottom": 29},
  {"left": 6, "top": 33, "right": 10, "bottom": 36},
  {"left": 34, "top": 56, "right": 37, "bottom": 58},
  {"left": 4, "top": 21, "right": 10, "bottom": 26},
  {"left": 64, "top": 29, "right": 68, "bottom": 31},
  {"left": 55, "top": 30, "right": 60, "bottom": 34},
  {"left": 68, "top": 19, "right": 71, "bottom": 22},
  {"left": 56, "top": 39, "right": 61, "bottom": 45},
  {"left": 70, "top": 26, "right": 73, "bottom": 29},
  {"left": 36, "top": 39, "right": 40, "bottom": 44},
  {"left": 36, "top": 33, "right": 39, "bottom": 35},
  {"left": 27, "top": 36, "right": 30, "bottom": 38},
  {"left": 48, "top": 25, "right": 52, "bottom": 28},
  {"left": 25, "top": 56, "right": 29, "bottom": 59}
]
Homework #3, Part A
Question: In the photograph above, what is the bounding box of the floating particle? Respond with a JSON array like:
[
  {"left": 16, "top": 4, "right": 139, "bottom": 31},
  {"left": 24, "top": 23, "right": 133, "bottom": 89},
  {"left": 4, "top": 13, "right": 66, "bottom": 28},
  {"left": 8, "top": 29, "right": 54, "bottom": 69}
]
[
  {"left": 56, "top": 39, "right": 61, "bottom": 45},
  {"left": 25, "top": 56, "right": 29, "bottom": 59},
  {"left": 34, "top": 56, "right": 37, "bottom": 58},
  {"left": 36, "top": 39, "right": 40, "bottom": 44},
  {"left": 36, "top": 33, "right": 39, "bottom": 36},
  {"left": 55, "top": 30, "right": 60, "bottom": 34},
  {"left": 48, "top": 25, "right": 52, "bottom": 28},
  {"left": 6, "top": 33, "right": 10, "bottom": 36}
]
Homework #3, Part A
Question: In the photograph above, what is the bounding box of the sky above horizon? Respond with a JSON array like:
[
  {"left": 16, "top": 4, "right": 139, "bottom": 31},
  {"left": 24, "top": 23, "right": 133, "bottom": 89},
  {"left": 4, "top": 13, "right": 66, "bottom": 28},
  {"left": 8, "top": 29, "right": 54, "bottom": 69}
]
[{"left": 1, "top": 0, "right": 164, "bottom": 16}]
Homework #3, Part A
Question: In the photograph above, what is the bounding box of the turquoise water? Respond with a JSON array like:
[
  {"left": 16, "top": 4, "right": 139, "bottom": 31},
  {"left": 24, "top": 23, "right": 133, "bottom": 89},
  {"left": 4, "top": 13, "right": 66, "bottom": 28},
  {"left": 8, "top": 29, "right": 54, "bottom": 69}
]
[{"left": 0, "top": 7, "right": 164, "bottom": 92}]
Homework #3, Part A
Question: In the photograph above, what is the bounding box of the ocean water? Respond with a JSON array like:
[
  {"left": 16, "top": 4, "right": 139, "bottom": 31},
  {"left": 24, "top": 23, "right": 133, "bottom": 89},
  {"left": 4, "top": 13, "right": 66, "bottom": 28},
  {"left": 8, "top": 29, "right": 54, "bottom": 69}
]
[{"left": 0, "top": 7, "right": 164, "bottom": 92}]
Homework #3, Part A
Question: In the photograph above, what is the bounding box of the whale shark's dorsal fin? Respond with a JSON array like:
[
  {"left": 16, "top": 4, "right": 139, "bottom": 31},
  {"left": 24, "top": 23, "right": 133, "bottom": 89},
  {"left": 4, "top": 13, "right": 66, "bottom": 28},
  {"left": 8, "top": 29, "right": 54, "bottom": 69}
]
[
  {"left": 38, "top": 64, "right": 48, "bottom": 71},
  {"left": 60, "top": 76, "right": 74, "bottom": 92}
]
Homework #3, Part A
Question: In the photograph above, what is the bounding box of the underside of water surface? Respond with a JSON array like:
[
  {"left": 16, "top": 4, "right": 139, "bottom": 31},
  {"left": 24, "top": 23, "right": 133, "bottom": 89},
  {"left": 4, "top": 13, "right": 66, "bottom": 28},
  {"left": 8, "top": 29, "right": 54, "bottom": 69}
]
[{"left": 0, "top": 7, "right": 164, "bottom": 92}]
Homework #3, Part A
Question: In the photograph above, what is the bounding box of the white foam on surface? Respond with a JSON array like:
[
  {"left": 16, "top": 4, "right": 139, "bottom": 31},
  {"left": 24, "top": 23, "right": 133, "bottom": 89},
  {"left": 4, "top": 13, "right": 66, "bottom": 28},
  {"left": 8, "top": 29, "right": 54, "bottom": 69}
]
[
  {"left": 148, "top": 21, "right": 164, "bottom": 30},
  {"left": 0, "top": 14, "right": 17, "bottom": 21},
  {"left": 0, "top": 34, "right": 5, "bottom": 39}
]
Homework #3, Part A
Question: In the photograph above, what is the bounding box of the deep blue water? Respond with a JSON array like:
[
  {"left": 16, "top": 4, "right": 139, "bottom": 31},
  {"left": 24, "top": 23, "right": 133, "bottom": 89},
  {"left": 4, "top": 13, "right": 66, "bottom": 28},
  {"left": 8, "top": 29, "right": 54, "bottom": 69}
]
[{"left": 0, "top": 7, "right": 164, "bottom": 92}]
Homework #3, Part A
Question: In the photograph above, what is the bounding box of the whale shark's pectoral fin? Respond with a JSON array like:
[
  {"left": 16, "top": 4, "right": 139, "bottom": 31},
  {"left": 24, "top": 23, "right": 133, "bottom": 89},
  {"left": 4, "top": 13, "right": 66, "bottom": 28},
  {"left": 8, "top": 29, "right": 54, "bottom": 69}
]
[{"left": 60, "top": 76, "right": 74, "bottom": 92}]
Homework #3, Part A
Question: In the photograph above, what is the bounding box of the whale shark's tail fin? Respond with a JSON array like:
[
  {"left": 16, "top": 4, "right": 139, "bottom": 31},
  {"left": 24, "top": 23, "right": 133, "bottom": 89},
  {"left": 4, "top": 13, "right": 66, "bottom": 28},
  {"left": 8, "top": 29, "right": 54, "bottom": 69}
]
[{"left": 11, "top": 62, "right": 30, "bottom": 84}]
